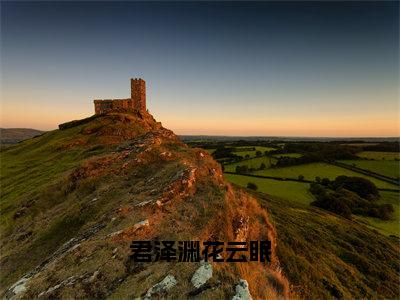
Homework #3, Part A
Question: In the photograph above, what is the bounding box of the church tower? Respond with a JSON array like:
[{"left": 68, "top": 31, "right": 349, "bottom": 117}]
[{"left": 131, "top": 78, "right": 146, "bottom": 113}]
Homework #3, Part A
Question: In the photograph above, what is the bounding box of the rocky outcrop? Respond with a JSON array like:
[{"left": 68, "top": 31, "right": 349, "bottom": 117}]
[
  {"left": 191, "top": 262, "right": 213, "bottom": 289},
  {"left": 232, "top": 279, "right": 252, "bottom": 300},
  {"left": 1, "top": 112, "right": 288, "bottom": 299},
  {"left": 144, "top": 275, "right": 177, "bottom": 299}
]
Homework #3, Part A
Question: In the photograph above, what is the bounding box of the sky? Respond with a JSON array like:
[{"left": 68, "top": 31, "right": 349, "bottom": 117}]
[{"left": 1, "top": 1, "right": 399, "bottom": 137}]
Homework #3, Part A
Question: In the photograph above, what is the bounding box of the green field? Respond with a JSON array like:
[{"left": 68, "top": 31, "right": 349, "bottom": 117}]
[
  {"left": 225, "top": 173, "right": 400, "bottom": 236},
  {"left": 233, "top": 146, "right": 276, "bottom": 157},
  {"left": 356, "top": 151, "right": 400, "bottom": 160},
  {"left": 250, "top": 162, "right": 398, "bottom": 189},
  {"left": 224, "top": 156, "right": 277, "bottom": 172},
  {"left": 355, "top": 191, "right": 400, "bottom": 236},
  {"left": 204, "top": 148, "right": 216, "bottom": 154},
  {"left": 272, "top": 153, "right": 302, "bottom": 158},
  {"left": 203, "top": 146, "right": 276, "bottom": 157},
  {"left": 341, "top": 143, "right": 379, "bottom": 147},
  {"left": 224, "top": 173, "right": 313, "bottom": 204},
  {"left": 339, "top": 159, "right": 399, "bottom": 179}
]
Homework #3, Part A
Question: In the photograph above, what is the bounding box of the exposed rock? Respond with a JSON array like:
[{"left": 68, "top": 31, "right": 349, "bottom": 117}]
[
  {"left": 144, "top": 274, "right": 177, "bottom": 299},
  {"left": 6, "top": 276, "right": 30, "bottom": 299},
  {"left": 232, "top": 279, "right": 252, "bottom": 300},
  {"left": 134, "top": 219, "right": 149, "bottom": 230},
  {"left": 191, "top": 262, "right": 212, "bottom": 289},
  {"left": 87, "top": 270, "right": 99, "bottom": 283},
  {"left": 38, "top": 270, "right": 90, "bottom": 298},
  {"left": 135, "top": 199, "right": 153, "bottom": 207},
  {"left": 107, "top": 220, "right": 148, "bottom": 239},
  {"left": 107, "top": 229, "right": 123, "bottom": 237},
  {"left": 38, "top": 275, "right": 82, "bottom": 298}
]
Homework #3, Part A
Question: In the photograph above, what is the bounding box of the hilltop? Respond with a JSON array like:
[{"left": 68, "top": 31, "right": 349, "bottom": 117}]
[
  {"left": 1, "top": 110, "right": 399, "bottom": 299},
  {"left": 0, "top": 111, "right": 288, "bottom": 299}
]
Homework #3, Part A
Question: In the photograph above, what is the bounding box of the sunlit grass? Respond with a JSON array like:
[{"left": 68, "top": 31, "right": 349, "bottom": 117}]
[{"left": 338, "top": 159, "right": 399, "bottom": 179}]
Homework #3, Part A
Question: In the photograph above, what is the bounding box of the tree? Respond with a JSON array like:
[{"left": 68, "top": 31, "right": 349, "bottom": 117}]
[
  {"left": 321, "top": 178, "right": 331, "bottom": 186},
  {"left": 212, "top": 146, "right": 234, "bottom": 159},
  {"left": 309, "top": 182, "right": 390, "bottom": 220},
  {"left": 333, "top": 176, "right": 378, "bottom": 199},
  {"left": 260, "top": 163, "right": 266, "bottom": 170},
  {"left": 256, "top": 150, "right": 262, "bottom": 157},
  {"left": 298, "top": 175, "right": 305, "bottom": 181},
  {"left": 315, "top": 176, "right": 321, "bottom": 183},
  {"left": 311, "top": 193, "right": 352, "bottom": 219},
  {"left": 247, "top": 182, "right": 258, "bottom": 190},
  {"left": 245, "top": 154, "right": 250, "bottom": 159},
  {"left": 235, "top": 165, "right": 249, "bottom": 174}
]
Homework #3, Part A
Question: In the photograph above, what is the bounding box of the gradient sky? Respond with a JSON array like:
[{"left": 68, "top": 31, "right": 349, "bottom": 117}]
[{"left": 1, "top": 1, "right": 399, "bottom": 137}]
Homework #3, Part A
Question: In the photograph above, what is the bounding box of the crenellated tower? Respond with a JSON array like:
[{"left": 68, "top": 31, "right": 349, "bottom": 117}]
[
  {"left": 93, "top": 78, "right": 147, "bottom": 115},
  {"left": 131, "top": 78, "right": 146, "bottom": 113}
]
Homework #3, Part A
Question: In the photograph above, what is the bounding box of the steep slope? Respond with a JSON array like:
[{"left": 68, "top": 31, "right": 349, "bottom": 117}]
[
  {"left": 245, "top": 189, "right": 400, "bottom": 299},
  {"left": 0, "top": 112, "right": 288, "bottom": 299}
]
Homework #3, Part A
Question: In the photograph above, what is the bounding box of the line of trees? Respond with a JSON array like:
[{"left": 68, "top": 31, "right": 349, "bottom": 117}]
[
  {"left": 235, "top": 163, "right": 267, "bottom": 174},
  {"left": 271, "top": 143, "right": 358, "bottom": 168}
]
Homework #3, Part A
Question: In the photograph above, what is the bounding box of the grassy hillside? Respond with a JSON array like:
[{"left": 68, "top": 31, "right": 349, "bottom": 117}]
[
  {"left": 0, "top": 112, "right": 288, "bottom": 299},
  {"left": 226, "top": 173, "right": 399, "bottom": 237},
  {"left": 2, "top": 113, "right": 399, "bottom": 299},
  {"left": 355, "top": 191, "right": 400, "bottom": 236},
  {"left": 244, "top": 188, "right": 400, "bottom": 299}
]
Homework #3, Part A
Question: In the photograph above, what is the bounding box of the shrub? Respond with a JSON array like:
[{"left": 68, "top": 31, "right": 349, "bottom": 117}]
[
  {"left": 247, "top": 182, "right": 258, "bottom": 190},
  {"left": 309, "top": 183, "right": 326, "bottom": 196},
  {"left": 321, "top": 178, "right": 331, "bottom": 186},
  {"left": 235, "top": 165, "right": 249, "bottom": 174},
  {"left": 298, "top": 175, "right": 304, "bottom": 181},
  {"left": 311, "top": 193, "right": 352, "bottom": 219},
  {"left": 310, "top": 184, "right": 391, "bottom": 220},
  {"left": 333, "top": 176, "right": 378, "bottom": 199}
]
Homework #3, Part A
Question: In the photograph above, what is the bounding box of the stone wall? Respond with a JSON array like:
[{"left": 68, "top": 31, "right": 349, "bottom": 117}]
[
  {"left": 93, "top": 78, "right": 147, "bottom": 115},
  {"left": 94, "top": 98, "right": 132, "bottom": 115}
]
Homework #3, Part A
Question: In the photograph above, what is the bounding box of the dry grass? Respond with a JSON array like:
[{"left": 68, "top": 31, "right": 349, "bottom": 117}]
[{"left": 1, "top": 112, "right": 290, "bottom": 299}]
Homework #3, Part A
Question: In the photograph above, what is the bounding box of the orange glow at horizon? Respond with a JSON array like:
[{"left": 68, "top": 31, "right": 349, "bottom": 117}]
[{"left": 2, "top": 103, "right": 398, "bottom": 138}]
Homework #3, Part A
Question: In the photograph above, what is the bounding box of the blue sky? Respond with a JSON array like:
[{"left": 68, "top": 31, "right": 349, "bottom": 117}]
[{"left": 1, "top": 1, "right": 399, "bottom": 136}]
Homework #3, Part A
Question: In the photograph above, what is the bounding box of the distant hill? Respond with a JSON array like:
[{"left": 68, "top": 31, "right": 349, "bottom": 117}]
[{"left": 0, "top": 128, "right": 45, "bottom": 145}]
